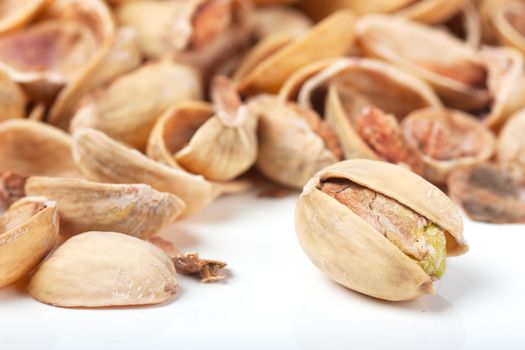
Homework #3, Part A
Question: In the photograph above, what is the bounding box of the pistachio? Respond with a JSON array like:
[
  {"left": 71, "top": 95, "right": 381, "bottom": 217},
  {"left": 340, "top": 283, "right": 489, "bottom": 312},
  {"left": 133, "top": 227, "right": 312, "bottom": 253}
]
[
  {"left": 296, "top": 159, "right": 467, "bottom": 301},
  {"left": 0, "top": 70, "right": 26, "bottom": 122},
  {"left": 28, "top": 231, "right": 178, "bottom": 307},
  {"left": 25, "top": 177, "right": 185, "bottom": 238},
  {"left": 0, "top": 0, "right": 46, "bottom": 34},
  {"left": 0, "top": 196, "right": 58, "bottom": 288},
  {"left": 252, "top": 6, "right": 312, "bottom": 40},
  {"left": 498, "top": 108, "right": 525, "bottom": 176}
]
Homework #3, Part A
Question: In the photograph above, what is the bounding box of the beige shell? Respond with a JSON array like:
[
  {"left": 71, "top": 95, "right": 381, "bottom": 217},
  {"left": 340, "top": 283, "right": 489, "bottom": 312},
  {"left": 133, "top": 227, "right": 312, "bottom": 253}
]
[
  {"left": 0, "top": 0, "right": 114, "bottom": 104},
  {"left": 0, "top": 119, "right": 80, "bottom": 177},
  {"left": 70, "top": 61, "right": 202, "bottom": 151},
  {"left": 28, "top": 231, "right": 178, "bottom": 308},
  {"left": 72, "top": 128, "right": 214, "bottom": 217},
  {"left": 0, "top": 0, "right": 46, "bottom": 34},
  {"left": 253, "top": 0, "right": 299, "bottom": 5},
  {"left": 148, "top": 77, "right": 257, "bottom": 181},
  {"left": 498, "top": 108, "right": 525, "bottom": 175},
  {"left": 297, "top": 0, "right": 414, "bottom": 21},
  {"left": 252, "top": 5, "right": 312, "bottom": 40},
  {"left": 296, "top": 159, "right": 467, "bottom": 301},
  {"left": 248, "top": 95, "right": 338, "bottom": 189},
  {"left": 486, "top": 0, "right": 525, "bottom": 55},
  {"left": 25, "top": 177, "right": 186, "bottom": 239},
  {"left": 395, "top": 0, "right": 467, "bottom": 24},
  {"left": 295, "top": 58, "right": 442, "bottom": 160},
  {"left": 356, "top": 14, "right": 490, "bottom": 112},
  {"left": 236, "top": 10, "right": 356, "bottom": 95},
  {"left": 48, "top": 27, "right": 142, "bottom": 130},
  {"left": 0, "top": 70, "right": 26, "bottom": 122},
  {"left": 402, "top": 107, "right": 495, "bottom": 185},
  {"left": 0, "top": 196, "right": 58, "bottom": 288}
]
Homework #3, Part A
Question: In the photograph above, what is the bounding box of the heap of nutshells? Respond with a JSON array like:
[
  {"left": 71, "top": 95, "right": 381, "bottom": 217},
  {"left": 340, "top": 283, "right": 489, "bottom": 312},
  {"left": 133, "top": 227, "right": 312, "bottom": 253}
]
[{"left": 1, "top": 0, "right": 524, "bottom": 306}]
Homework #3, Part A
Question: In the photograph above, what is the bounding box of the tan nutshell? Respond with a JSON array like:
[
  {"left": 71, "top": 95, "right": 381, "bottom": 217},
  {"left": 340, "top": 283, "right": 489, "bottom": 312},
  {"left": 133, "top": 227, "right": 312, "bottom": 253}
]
[
  {"left": 0, "top": 70, "right": 26, "bottom": 122},
  {"left": 70, "top": 61, "right": 202, "bottom": 150},
  {"left": 498, "top": 108, "right": 525, "bottom": 176},
  {"left": 248, "top": 95, "right": 340, "bottom": 189},
  {"left": 295, "top": 159, "right": 468, "bottom": 301},
  {"left": 72, "top": 128, "right": 214, "bottom": 217},
  {"left": 394, "top": 0, "right": 467, "bottom": 25},
  {"left": 298, "top": 0, "right": 414, "bottom": 20},
  {"left": 484, "top": 0, "right": 525, "bottom": 55},
  {"left": 0, "top": 120, "right": 80, "bottom": 177},
  {"left": 252, "top": 5, "right": 312, "bottom": 40},
  {"left": 25, "top": 177, "right": 185, "bottom": 239},
  {"left": 0, "top": 0, "right": 46, "bottom": 34},
  {"left": 28, "top": 231, "right": 178, "bottom": 308},
  {"left": 0, "top": 196, "right": 58, "bottom": 288}
]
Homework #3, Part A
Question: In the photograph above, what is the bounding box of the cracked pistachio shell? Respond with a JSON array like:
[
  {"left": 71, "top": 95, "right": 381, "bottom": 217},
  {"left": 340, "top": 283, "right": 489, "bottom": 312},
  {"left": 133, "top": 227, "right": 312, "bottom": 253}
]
[
  {"left": 28, "top": 231, "right": 178, "bottom": 308},
  {"left": 237, "top": 10, "right": 356, "bottom": 95},
  {"left": 356, "top": 15, "right": 490, "bottom": 112},
  {"left": 252, "top": 6, "right": 312, "bottom": 40},
  {"left": 0, "top": 0, "right": 46, "bottom": 34},
  {"left": 485, "top": 0, "right": 525, "bottom": 55},
  {"left": 296, "top": 160, "right": 467, "bottom": 301},
  {"left": 49, "top": 27, "right": 142, "bottom": 130},
  {"left": 0, "top": 119, "right": 80, "bottom": 177},
  {"left": 25, "top": 177, "right": 185, "bottom": 239},
  {"left": 248, "top": 95, "right": 338, "bottom": 189},
  {"left": 394, "top": 0, "right": 467, "bottom": 25},
  {"left": 0, "top": 70, "right": 26, "bottom": 122},
  {"left": 297, "top": 0, "right": 414, "bottom": 21},
  {"left": 72, "top": 128, "right": 214, "bottom": 217},
  {"left": 0, "top": 196, "right": 58, "bottom": 288},
  {"left": 402, "top": 108, "right": 495, "bottom": 185},
  {"left": 70, "top": 61, "right": 202, "bottom": 151},
  {"left": 498, "top": 108, "right": 525, "bottom": 175}
]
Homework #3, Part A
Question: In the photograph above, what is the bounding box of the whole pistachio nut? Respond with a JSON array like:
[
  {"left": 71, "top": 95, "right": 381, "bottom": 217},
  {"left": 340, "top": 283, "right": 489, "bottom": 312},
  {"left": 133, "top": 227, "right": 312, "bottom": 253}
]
[
  {"left": 296, "top": 159, "right": 467, "bottom": 301},
  {"left": 0, "top": 196, "right": 58, "bottom": 288},
  {"left": 28, "top": 231, "right": 178, "bottom": 308}
]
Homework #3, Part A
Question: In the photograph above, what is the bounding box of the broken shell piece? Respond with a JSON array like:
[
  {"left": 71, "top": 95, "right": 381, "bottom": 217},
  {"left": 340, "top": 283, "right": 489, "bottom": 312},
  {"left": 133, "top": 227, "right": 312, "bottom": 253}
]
[
  {"left": 498, "top": 108, "right": 525, "bottom": 176},
  {"left": 402, "top": 107, "right": 495, "bottom": 185},
  {"left": 448, "top": 162, "right": 525, "bottom": 223},
  {"left": 173, "top": 253, "right": 227, "bottom": 283},
  {"left": 0, "top": 0, "right": 46, "bottom": 34},
  {"left": 394, "top": 0, "right": 467, "bottom": 25},
  {"left": 25, "top": 177, "right": 186, "bottom": 239},
  {"left": 296, "top": 159, "right": 467, "bottom": 301},
  {"left": 0, "top": 70, "right": 26, "bottom": 122},
  {"left": 70, "top": 61, "right": 202, "bottom": 150},
  {"left": 28, "top": 231, "right": 178, "bottom": 307},
  {"left": 48, "top": 27, "right": 142, "bottom": 130},
  {"left": 248, "top": 95, "right": 341, "bottom": 189},
  {"left": 0, "top": 119, "right": 80, "bottom": 177},
  {"left": 252, "top": 5, "right": 312, "bottom": 39},
  {"left": 236, "top": 10, "right": 356, "bottom": 95},
  {"left": 356, "top": 15, "right": 490, "bottom": 112},
  {"left": 0, "top": 196, "right": 58, "bottom": 288},
  {"left": 72, "top": 128, "right": 214, "bottom": 217},
  {"left": 149, "top": 76, "right": 257, "bottom": 181}
]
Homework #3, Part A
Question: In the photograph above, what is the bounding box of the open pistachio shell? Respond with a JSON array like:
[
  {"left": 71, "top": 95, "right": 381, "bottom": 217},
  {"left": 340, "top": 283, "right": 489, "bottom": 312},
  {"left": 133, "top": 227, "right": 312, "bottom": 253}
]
[
  {"left": 296, "top": 159, "right": 467, "bottom": 301},
  {"left": 402, "top": 107, "right": 495, "bottom": 185},
  {"left": 72, "top": 128, "right": 214, "bottom": 217},
  {"left": 498, "top": 108, "right": 525, "bottom": 176},
  {"left": 237, "top": 10, "right": 356, "bottom": 95},
  {"left": 252, "top": 5, "right": 312, "bottom": 40},
  {"left": 297, "top": 0, "right": 414, "bottom": 21},
  {"left": 0, "top": 0, "right": 46, "bottom": 34},
  {"left": 48, "top": 27, "right": 142, "bottom": 130},
  {"left": 357, "top": 15, "right": 490, "bottom": 112},
  {"left": 248, "top": 95, "right": 339, "bottom": 189},
  {"left": 28, "top": 231, "right": 178, "bottom": 308},
  {"left": 0, "top": 196, "right": 58, "bottom": 288},
  {"left": 26, "top": 177, "right": 186, "bottom": 239},
  {"left": 395, "top": 0, "right": 467, "bottom": 25},
  {"left": 486, "top": 0, "right": 525, "bottom": 55},
  {"left": 0, "top": 120, "right": 80, "bottom": 177},
  {"left": 0, "top": 0, "right": 114, "bottom": 104},
  {"left": 0, "top": 70, "right": 26, "bottom": 121},
  {"left": 70, "top": 61, "right": 202, "bottom": 151}
]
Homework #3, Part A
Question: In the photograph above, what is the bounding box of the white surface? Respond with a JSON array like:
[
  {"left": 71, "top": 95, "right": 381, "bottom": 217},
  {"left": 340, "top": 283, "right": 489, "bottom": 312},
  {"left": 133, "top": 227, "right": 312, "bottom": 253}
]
[{"left": 1, "top": 191, "right": 524, "bottom": 350}]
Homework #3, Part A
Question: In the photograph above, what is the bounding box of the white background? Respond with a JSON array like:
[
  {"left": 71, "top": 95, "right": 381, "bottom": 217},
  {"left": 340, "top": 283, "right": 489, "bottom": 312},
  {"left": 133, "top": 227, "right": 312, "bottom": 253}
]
[{"left": 1, "top": 191, "right": 524, "bottom": 349}]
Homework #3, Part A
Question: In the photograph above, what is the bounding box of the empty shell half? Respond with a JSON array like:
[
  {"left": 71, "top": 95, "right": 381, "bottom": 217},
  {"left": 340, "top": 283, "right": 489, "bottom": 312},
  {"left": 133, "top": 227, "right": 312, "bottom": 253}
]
[
  {"left": 25, "top": 177, "right": 186, "bottom": 239},
  {"left": 28, "top": 231, "right": 178, "bottom": 307},
  {"left": 296, "top": 159, "right": 468, "bottom": 301},
  {"left": 0, "top": 196, "right": 58, "bottom": 288}
]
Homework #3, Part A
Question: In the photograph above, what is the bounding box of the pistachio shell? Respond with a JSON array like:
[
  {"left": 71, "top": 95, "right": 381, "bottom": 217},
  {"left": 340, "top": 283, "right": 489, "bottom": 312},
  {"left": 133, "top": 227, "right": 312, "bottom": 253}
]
[
  {"left": 395, "top": 0, "right": 467, "bottom": 24},
  {"left": 28, "top": 231, "right": 178, "bottom": 307},
  {"left": 0, "top": 196, "right": 58, "bottom": 288},
  {"left": 253, "top": 0, "right": 299, "bottom": 5},
  {"left": 296, "top": 159, "right": 467, "bottom": 301},
  {"left": 252, "top": 6, "right": 312, "bottom": 40},
  {"left": 0, "top": 120, "right": 80, "bottom": 177},
  {"left": 402, "top": 107, "right": 495, "bottom": 185},
  {"left": 0, "top": 0, "right": 46, "bottom": 34},
  {"left": 487, "top": 0, "right": 525, "bottom": 55},
  {"left": 70, "top": 61, "right": 202, "bottom": 150},
  {"left": 297, "top": 0, "right": 414, "bottom": 20},
  {"left": 25, "top": 177, "right": 185, "bottom": 238},
  {"left": 72, "top": 128, "right": 214, "bottom": 217},
  {"left": 237, "top": 10, "right": 356, "bottom": 95},
  {"left": 0, "top": 70, "right": 26, "bottom": 122},
  {"left": 48, "top": 27, "right": 142, "bottom": 130},
  {"left": 498, "top": 108, "right": 525, "bottom": 175},
  {"left": 442, "top": 0, "right": 481, "bottom": 49},
  {"left": 356, "top": 14, "right": 490, "bottom": 112}
]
